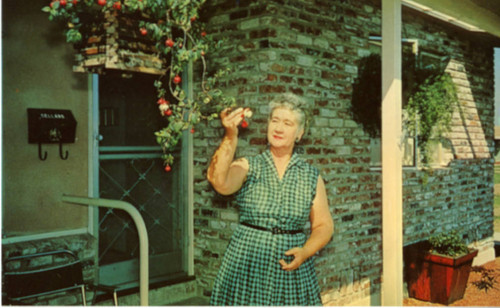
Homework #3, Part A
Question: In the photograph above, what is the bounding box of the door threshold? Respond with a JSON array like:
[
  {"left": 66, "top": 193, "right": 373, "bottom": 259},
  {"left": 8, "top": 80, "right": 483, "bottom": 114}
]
[{"left": 94, "top": 274, "right": 195, "bottom": 303}]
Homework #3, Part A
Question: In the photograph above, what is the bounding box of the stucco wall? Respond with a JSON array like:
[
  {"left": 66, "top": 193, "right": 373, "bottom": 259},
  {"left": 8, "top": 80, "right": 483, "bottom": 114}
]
[{"left": 2, "top": 0, "right": 90, "bottom": 236}]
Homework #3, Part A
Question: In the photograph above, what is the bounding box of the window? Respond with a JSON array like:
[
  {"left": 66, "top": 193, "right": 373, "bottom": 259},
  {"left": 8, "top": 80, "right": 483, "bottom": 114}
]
[{"left": 365, "top": 38, "right": 452, "bottom": 168}]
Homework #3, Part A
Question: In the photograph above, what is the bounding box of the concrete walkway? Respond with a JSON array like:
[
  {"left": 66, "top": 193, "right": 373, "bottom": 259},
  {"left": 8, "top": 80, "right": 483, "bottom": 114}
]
[{"left": 166, "top": 296, "right": 210, "bottom": 306}]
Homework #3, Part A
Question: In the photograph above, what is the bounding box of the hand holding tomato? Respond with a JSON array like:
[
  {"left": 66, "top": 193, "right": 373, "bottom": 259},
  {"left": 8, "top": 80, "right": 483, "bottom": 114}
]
[{"left": 220, "top": 107, "right": 251, "bottom": 136}]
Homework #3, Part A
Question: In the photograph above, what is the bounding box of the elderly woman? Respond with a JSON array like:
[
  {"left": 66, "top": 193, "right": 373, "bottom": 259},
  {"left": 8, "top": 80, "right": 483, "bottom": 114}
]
[{"left": 207, "top": 93, "right": 334, "bottom": 306}]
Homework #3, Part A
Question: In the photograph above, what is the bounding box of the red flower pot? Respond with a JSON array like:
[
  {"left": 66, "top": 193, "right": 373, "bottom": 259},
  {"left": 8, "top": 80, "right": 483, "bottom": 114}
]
[{"left": 406, "top": 248, "right": 478, "bottom": 305}]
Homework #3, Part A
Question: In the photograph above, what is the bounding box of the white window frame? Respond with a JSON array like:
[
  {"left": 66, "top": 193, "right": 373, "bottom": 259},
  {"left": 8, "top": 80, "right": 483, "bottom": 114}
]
[{"left": 368, "top": 38, "right": 453, "bottom": 170}]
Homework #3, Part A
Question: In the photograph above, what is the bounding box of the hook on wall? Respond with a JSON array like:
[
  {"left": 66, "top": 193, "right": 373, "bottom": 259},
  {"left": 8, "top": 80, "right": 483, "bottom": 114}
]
[
  {"left": 59, "top": 142, "right": 69, "bottom": 160},
  {"left": 38, "top": 142, "right": 48, "bottom": 161}
]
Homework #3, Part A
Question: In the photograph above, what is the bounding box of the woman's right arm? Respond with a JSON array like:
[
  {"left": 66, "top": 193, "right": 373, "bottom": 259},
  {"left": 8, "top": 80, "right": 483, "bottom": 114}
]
[{"left": 207, "top": 108, "right": 250, "bottom": 195}]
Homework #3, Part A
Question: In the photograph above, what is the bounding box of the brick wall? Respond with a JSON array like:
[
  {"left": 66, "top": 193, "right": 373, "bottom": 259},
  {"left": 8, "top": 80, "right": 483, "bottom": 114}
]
[
  {"left": 2, "top": 234, "right": 98, "bottom": 305},
  {"left": 193, "top": 0, "right": 496, "bottom": 305}
]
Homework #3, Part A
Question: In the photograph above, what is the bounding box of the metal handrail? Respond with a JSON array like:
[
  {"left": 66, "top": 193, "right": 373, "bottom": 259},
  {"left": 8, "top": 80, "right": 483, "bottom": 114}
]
[{"left": 62, "top": 195, "right": 149, "bottom": 306}]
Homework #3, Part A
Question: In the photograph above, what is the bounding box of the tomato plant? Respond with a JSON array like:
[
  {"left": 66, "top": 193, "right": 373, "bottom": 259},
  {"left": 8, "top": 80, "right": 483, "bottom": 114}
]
[{"left": 43, "top": 0, "right": 236, "bottom": 168}]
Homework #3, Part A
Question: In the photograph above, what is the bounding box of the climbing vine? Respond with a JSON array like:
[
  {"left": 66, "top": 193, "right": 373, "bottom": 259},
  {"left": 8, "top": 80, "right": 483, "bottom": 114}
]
[{"left": 43, "top": 0, "right": 238, "bottom": 171}]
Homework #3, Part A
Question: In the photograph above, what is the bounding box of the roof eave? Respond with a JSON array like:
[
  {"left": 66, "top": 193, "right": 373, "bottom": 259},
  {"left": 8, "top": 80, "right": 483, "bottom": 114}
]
[{"left": 403, "top": 0, "right": 500, "bottom": 42}]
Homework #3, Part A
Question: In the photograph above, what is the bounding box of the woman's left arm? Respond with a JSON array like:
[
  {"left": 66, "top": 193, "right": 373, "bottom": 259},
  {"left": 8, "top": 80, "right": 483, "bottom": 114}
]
[{"left": 280, "top": 175, "right": 334, "bottom": 271}]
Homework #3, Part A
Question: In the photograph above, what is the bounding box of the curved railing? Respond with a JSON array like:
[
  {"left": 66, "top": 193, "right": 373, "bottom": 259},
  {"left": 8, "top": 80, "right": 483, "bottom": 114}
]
[{"left": 62, "top": 195, "right": 149, "bottom": 306}]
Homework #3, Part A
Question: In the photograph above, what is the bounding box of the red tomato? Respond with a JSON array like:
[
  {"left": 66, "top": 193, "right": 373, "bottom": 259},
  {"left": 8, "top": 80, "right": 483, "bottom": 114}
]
[
  {"left": 157, "top": 97, "right": 168, "bottom": 105},
  {"left": 165, "top": 38, "right": 174, "bottom": 47}
]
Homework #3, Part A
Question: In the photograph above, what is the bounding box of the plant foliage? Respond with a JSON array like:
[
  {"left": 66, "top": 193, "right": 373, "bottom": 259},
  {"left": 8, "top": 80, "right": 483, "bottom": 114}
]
[
  {"left": 428, "top": 230, "right": 470, "bottom": 257},
  {"left": 42, "top": 0, "right": 236, "bottom": 170},
  {"left": 406, "top": 72, "right": 457, "bottom": 165},
  {"left": 350, "top": 54, "right": 381, "bottom": 137},
  {"left": 471, "top": 266, "right": 498, "bottom": 293},
  {"left": 350, "top": 52, "right": 458, "bottom": 166}
]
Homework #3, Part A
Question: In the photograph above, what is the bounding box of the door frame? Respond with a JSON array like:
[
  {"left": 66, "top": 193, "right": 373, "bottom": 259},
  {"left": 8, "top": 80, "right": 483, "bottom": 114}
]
[
  {"left": 87, "top": 72, "right": 195, "bottom": 281},
  {"left": 88, "top": 74, "right": 99, "bottom": 237}
]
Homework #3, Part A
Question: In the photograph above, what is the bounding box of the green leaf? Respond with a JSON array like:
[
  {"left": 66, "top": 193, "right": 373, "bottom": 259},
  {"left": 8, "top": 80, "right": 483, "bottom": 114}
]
[
  {"left": 191, "top": 112, "right": 199, "bottom": 124},
  {"left": 66, "top": 29, "right": 82, "bottom": 43},
  {"left": 178, "top": 90, "right": 186, "bottom": 100},
  {"left": 172, "top": 121, "right": 184, "bottom": 133}
]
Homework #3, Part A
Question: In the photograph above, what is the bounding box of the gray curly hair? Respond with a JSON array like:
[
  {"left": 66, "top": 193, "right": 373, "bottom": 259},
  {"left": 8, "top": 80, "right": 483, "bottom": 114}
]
[{"left": 268, "top": 93, "right": 309, "bottom": 133}]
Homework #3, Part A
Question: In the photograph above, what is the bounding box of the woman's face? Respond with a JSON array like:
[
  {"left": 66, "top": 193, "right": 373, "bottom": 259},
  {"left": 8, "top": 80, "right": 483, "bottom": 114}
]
[{"left": 267, "top": 107, "right": 304, "bottom": 151}]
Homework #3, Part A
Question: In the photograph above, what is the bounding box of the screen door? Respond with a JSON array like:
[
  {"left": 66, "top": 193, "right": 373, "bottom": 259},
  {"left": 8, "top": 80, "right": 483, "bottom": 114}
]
[{"left": 96, "top": 72, "right": 188, "bottom": 288}]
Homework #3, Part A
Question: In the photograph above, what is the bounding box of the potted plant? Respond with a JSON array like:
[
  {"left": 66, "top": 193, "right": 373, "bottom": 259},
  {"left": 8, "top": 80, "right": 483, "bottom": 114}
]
[{"left": 405, "top": 230, "right": 478, "bottom": 305}]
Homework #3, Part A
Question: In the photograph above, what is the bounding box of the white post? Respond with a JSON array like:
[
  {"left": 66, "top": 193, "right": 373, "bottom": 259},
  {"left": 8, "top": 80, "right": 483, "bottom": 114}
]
[{"left": 381, "top": 0, "right": 403, "bottom": 306}]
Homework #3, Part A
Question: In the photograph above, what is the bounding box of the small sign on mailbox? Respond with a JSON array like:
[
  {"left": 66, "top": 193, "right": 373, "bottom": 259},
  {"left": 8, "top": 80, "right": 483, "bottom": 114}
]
[{"left": 27, "top": 108, "right": 77, "bottom": 144}]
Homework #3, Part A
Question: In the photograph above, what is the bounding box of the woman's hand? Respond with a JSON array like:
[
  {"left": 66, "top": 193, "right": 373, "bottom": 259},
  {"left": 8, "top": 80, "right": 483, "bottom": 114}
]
[
  {"left": 279, "top": 247, "right": 309, "bottom": 271},
  {"left": 207, "top": 107, "right": 252, "bottom": 196},
  {"left": 221, "top": 107, "right": 250, "bottom": 137},
  {"left": 279, "top": 177, "right": 334, "bottom": 272}
]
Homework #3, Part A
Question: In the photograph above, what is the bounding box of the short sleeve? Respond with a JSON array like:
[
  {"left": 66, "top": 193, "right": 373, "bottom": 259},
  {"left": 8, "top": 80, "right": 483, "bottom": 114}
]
[
  {"left": 235, "top": 155, "right": 261, "bottom": 203},
  {"left": 309, "top": 166, "right": 320, "bottom": 204}
]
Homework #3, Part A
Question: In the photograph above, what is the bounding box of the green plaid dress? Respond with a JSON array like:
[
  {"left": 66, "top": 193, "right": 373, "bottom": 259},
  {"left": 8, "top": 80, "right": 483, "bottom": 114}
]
[{"left": 210, "top": 149, "right": 322, "bottom": 306}]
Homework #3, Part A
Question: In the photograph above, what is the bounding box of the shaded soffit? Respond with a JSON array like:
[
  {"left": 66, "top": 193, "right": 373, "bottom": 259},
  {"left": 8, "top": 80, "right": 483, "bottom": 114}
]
[{"left": 403, "top": 0, "right": 500, "bottom": 41}]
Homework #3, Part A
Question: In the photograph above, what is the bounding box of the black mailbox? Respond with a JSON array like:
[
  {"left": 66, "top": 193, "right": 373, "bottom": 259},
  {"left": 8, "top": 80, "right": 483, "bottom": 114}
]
[{"left": 27, "top": 108, "right": 77, "bottom": 160}]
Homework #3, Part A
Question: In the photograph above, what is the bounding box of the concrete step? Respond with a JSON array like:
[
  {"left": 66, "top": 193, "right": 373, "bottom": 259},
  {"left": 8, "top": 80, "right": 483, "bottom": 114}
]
[{"left": 166, "top": 296, "right": 210, "bottom": 306}]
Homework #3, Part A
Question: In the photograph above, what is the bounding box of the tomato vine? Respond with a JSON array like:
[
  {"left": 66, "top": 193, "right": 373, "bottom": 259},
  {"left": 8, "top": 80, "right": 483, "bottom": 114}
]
[{"left": 43, "top": 0, "right": 236, "bottom": 170}]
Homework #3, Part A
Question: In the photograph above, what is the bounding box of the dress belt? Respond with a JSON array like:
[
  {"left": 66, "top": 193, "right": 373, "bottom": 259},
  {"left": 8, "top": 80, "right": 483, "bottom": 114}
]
[{"left": 241, "top": 222, "right": 303, "bottom": 235}]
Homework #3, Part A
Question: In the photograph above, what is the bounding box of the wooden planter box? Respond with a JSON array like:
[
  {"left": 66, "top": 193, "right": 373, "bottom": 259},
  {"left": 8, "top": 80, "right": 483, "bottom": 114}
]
[
  {"left": 406, "top": 248, "right": 478, "bottom": 305},
  {"left": 73, "top": 11, "right": 164, "bottom": 75}
]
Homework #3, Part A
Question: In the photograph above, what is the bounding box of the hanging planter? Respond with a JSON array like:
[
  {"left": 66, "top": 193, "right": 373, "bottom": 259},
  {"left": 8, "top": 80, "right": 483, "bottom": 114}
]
[
  {"left": 43, "top": 0, "right": 237, "bottom": 169},
  {"left": 350, "top": 52, "right": 458, "bottom": 167},
  {"left": 72, "top": 10, "right": 164, "bottom": 74}
]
